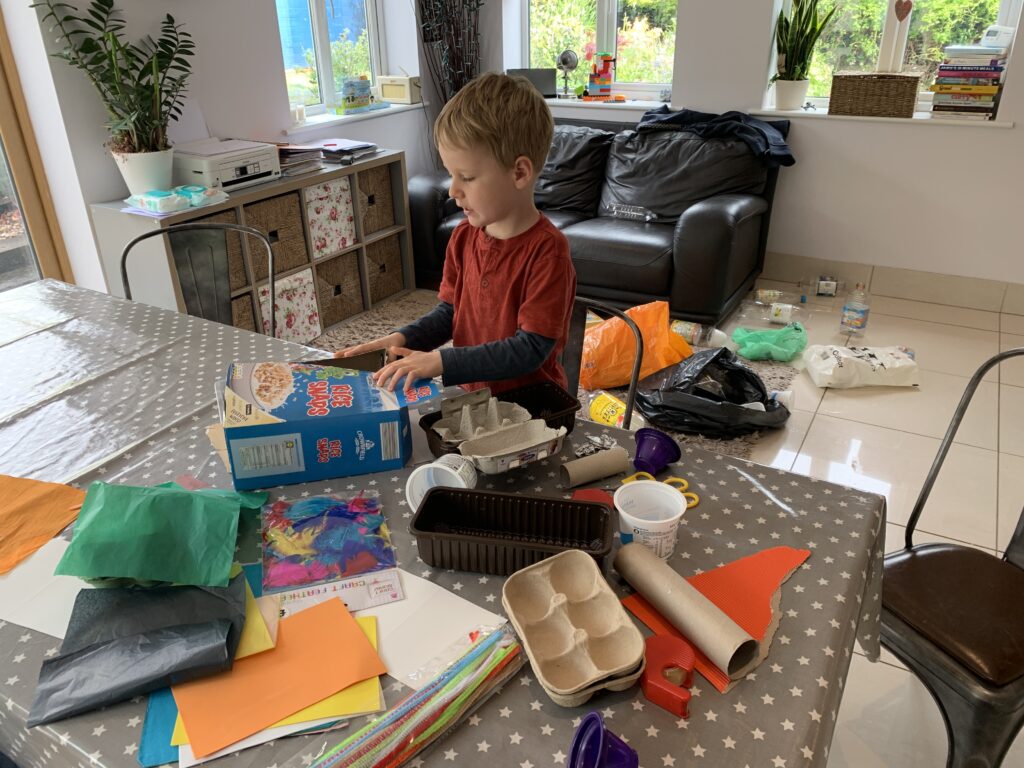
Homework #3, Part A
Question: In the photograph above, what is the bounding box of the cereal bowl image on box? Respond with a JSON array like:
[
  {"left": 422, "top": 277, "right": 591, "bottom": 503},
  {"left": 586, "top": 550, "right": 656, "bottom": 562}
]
[{"left": 222, "top": 361, "right": 441, "bottom": 490}]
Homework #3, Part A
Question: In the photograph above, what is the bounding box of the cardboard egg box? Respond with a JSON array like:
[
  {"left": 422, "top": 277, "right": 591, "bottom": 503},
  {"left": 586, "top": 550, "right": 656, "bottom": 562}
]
[
  {"left": 431, "top": 389, "right": 532, "bottom": 442},
  {"left": 502, "top": 549, "right": 645, "bottom": 706}
]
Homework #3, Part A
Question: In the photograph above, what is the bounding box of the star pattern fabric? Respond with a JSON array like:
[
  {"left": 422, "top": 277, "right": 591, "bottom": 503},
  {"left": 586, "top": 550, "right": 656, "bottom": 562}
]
[{"left": 0, "top": 281, "right": 885, "bottom": 768}]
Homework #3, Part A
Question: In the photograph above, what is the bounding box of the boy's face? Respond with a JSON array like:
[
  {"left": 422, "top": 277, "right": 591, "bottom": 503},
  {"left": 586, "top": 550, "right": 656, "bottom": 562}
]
[{"left": 439, "top": 141, "right": 532, "bottom": 233}]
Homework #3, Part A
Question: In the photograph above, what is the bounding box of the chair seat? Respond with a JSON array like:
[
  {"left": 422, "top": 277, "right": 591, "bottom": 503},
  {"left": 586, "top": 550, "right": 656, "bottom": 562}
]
[{"left": 883, "top": 544, "right": 1024, "bottom": 686}]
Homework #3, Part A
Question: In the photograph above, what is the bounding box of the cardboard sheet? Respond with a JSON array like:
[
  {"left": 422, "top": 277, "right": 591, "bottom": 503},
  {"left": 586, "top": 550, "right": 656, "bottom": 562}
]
[
  {"left": 172, "top": 597, "right": 386, "bottom": 758},
  {"left": 0, "top": 474, "right": 84, "bottom": 574},
  {"left": 171, "top": 615, "right": 382, "bottom": 746},
  {"left": 0, "top": 538, "right": 89, "bottom": 638}
]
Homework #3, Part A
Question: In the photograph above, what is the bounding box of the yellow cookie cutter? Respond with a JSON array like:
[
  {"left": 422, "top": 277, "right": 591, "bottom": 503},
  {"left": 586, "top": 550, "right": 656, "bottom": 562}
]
[{"left": 622, "top": 471, "right": 700, "bottom": 509}]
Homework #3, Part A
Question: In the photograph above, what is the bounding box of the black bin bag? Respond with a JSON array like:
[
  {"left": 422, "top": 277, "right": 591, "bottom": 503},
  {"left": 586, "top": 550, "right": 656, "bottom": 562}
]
[{"left": 635, "top": 347, "right": 790, "bottom": 437}]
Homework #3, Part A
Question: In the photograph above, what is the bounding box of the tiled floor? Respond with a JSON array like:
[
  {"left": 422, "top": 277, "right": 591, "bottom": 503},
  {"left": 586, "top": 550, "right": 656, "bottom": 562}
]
[{"left": 727, "top": 281, "right": 1024, "bottom": 766}]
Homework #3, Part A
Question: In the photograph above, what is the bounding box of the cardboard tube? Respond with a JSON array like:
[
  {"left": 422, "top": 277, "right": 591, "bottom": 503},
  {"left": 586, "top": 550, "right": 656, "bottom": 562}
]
[
  {"left": 560, "top": 446, "right": 632, "bottom": 488},
  {"left": 614, "top": 542, "right": 759, "bottom": 679}
]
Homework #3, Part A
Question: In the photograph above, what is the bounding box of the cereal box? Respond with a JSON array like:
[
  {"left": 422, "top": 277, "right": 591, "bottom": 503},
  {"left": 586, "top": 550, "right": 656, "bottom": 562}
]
[{"left": 222, "top": 360, "right": 441, "bottom": 490}]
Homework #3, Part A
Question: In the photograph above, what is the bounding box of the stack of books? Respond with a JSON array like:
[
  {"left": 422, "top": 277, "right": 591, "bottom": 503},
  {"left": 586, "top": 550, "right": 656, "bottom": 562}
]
[
  {"left": 930, "top": 43, "right": 1008, "bottom": 121},
  {"left": 277, "top": 145, "right": 324, "bottom": 177}
]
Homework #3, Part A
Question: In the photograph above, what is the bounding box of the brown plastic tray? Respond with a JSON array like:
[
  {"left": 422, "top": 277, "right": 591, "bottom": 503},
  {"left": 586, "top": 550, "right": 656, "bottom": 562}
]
[
  {"left": 409, "top": 488, "right": 613, "bottom": 576},
  {"left": 419, "top": 382, "right": 580, "bottom": 458}
]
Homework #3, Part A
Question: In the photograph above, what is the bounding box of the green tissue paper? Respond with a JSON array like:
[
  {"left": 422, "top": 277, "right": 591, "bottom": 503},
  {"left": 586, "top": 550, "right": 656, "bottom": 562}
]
[
  {"left": 55, "top": 482, "right": 267, "bottom": 587},
  {"left": 731, "top": 322, "right": 808, "bottom": 362}
]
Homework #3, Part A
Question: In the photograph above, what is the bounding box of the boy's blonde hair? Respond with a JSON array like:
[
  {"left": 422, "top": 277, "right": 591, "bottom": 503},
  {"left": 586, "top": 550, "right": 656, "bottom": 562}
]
[{"left": 434, "top": 72, "right": 553, "bottom": 172}]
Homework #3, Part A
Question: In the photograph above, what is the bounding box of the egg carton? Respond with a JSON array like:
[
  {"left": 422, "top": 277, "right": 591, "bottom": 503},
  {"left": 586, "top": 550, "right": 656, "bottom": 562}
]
[
  {"left": 431, "top": 393, "right": 532, "bottom": 443},
  {"left": 459, "top": 420, "right": 567, "bottom": 475},
  {"left": 502, "top": 549, "right": 645, "bottom": 706}
]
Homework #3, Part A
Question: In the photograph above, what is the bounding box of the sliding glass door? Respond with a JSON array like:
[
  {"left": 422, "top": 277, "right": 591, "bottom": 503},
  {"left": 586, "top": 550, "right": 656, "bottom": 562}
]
[{"left": 0, "top": 138, "right": 40, "bottom": 292}]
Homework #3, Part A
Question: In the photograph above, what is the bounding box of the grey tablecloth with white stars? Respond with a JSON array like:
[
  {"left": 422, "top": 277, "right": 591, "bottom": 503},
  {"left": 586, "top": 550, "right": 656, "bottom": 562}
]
[{"left": 0, "top": 280, "right": 886, "bottom": 768}]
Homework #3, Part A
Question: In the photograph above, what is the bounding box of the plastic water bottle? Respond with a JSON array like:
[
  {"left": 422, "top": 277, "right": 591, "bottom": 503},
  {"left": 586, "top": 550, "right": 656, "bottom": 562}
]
[
  {"left": 582, "top": 391, "right": 649, "bottom": 431},
  {"left": 671, "top": 320, "right": 729, "bottom": 347},
  {"left": 840, "top": 283, "right": 871, "bottom": 335}
]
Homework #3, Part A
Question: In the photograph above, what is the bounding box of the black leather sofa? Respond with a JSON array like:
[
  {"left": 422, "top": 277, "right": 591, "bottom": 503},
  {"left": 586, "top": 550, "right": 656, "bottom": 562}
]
[{"left": 408, "top": 117, "right": 789, "bottom": 325}]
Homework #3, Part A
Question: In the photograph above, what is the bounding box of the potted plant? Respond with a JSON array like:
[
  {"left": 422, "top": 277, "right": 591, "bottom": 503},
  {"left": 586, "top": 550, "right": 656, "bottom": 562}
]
[
  {"left": 34, "top": 0, "right": 195, "bottom": 194},
  {"left": 773, "top": 0, "right": 836, "bottom": 110}
]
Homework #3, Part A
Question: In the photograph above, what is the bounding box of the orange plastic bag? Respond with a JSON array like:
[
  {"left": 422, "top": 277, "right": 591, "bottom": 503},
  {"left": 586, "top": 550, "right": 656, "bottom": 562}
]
[{"left": 580, "top": 301, "right": 692, "bottom": 390}]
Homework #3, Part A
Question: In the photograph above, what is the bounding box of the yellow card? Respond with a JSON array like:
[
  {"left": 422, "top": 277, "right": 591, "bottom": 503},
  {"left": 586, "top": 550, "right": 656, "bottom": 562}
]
[
  {"left": 234, "top": 583, "right": 277, "bottom": 660},
  {"left": 171, "top": 615, "right": 382, "bottom": 746}
]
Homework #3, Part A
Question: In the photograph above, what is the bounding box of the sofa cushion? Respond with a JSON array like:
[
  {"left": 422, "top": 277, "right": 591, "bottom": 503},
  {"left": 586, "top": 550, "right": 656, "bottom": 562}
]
[
  {"left": 562, "top": 218, "right": 673, "bottom": 295},
  {"left": 599, "top": 130, "right": 768, "bottom": 223},
  {"left": 543, "top": 210, "right": 589, "bottom": 230},
  {"left": 535, "top": 126, "right": 615, "bottom": 216}
]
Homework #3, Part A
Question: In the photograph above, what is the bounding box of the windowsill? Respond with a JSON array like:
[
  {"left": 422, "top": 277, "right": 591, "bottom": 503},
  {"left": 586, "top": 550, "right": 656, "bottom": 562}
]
[
  {"left": 545, "top": 98, "right": 668, "bottom": 110},
  {"left": 285, "top": 103, "right": 425, "bottom": 136},
  {"left": 752, "top": 107, "right": 1014, "bottom": 128}
]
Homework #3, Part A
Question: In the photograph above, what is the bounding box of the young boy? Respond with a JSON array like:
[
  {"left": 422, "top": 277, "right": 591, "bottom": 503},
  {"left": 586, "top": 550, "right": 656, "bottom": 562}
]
[{"left": 338, "top": 72, "right": 576, "bottom": 395}]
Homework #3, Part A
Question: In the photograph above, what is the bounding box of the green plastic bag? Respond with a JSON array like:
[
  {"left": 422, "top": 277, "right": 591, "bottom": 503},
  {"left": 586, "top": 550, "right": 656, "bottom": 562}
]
[
  {"left": 732, "top": 322, "right": 808, "bottom": 362},
  {"left": 55, "top": 482, "right": 266, "bottom": 587}
]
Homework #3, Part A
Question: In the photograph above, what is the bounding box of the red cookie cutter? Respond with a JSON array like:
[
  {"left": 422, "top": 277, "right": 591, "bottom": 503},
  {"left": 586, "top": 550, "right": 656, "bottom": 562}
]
[{"left": 641, "top": 634, "right": 696, "bottom": 718}]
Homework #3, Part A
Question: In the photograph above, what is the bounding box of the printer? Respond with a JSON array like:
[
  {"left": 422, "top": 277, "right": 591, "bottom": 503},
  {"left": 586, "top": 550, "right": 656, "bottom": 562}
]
[{"left": 172, "top": 138, "right": 281, "bottom": 191}]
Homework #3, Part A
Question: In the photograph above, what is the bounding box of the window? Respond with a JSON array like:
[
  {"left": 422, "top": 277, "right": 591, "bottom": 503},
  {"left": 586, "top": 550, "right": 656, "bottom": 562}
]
[
  {"left": 808, "top": 0, "right": 1016, "bottom": 99},
  {"left": 528, "top": 0, "right": 675, "bottom": 95},
  {"left": 276, "top": 0, "right": 386, "bottom": 114}
]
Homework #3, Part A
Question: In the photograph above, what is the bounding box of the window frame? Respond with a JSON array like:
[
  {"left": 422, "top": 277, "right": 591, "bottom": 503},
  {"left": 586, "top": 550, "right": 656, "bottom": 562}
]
[
  {"left": 779, "top": 0, "right": 1020, "bottom": 109},
  {"left": 522, "top": 0, "right": 673, "bottom": 98},
  {"left": 302, "top": 0, "right": 388, "bottom": 117}
]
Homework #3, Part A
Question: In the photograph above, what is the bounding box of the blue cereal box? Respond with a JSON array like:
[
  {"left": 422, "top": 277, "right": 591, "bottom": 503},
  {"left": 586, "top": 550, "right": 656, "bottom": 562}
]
[{"left": 222, "top": 360, "right": 440, "bottom": 490}]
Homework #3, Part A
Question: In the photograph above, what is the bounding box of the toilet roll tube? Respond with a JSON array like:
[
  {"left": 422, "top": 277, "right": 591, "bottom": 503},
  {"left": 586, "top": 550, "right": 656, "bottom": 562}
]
[
  {"left": 559, "top": 446, "right": 632, "bottom": 488},
  {"left": 614, "top": 542, "right": 759, "bottom": 679}
]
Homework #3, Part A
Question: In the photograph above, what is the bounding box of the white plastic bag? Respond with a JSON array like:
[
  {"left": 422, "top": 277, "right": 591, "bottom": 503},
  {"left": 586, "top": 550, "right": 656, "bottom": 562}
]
[{"left": 802, "top": 345, "right": 919, "bottom": 388}]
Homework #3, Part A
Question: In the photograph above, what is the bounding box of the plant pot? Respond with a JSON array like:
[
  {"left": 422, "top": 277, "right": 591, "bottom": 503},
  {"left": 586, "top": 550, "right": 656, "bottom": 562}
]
[
  {"left": 775, "top": 79, "right": 810, "bottom": 111},
  {"left": 112, "top": 148, "right": 174, "bottom": 195}
]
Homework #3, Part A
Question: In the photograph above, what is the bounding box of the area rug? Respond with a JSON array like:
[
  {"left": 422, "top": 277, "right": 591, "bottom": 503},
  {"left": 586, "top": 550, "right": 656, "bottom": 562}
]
[{"left": 311, "top": 290, "right": 799, "bottom": 460}]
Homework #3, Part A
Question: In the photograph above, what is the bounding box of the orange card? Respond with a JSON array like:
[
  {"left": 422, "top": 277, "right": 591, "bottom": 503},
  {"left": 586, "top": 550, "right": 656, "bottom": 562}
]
[
  {"left": 0, "top": 475, "right": 85, "bottom": 575},
  {"left": 172, "top": 598, "right": 386, "bottom": 758}
]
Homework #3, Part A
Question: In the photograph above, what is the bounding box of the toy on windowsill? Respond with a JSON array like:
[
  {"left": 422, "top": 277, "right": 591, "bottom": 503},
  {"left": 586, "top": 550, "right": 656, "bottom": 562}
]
[
  {"left": 334, "top": 75, "right": 390, "bottom": 116},
  {"left": 580, "top": 52, "right": 627, "bottom": 102}
]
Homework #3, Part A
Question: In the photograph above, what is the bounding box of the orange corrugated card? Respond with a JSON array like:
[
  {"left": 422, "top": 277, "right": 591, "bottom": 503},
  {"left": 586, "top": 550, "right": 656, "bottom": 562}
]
[
  {"left": 172, "top": 598, "right": 387, "bottom": 758},
  {"left": 0, "top": 475, "right": 85, "bottom": 575},
  {"left": 623, "top": 546, "right": 810, "bottom": 692}
]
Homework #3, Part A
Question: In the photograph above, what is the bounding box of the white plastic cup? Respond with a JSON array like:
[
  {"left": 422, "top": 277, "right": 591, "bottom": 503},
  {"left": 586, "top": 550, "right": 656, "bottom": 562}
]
[
  {"left": 406, "top": 453, "right": 478, "bottom": 511},
  {"left": 613, "top": 480, "right": 687, "bottom": 559}
]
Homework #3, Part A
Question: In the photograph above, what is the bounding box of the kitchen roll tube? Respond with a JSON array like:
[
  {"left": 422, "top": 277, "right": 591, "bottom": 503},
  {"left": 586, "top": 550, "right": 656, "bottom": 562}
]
[
  {"left": 614, "top": 542, "right": 759, "bottom": 680},
  {"left": 560, "top": 446, "right": 632, "bottom": 488}
]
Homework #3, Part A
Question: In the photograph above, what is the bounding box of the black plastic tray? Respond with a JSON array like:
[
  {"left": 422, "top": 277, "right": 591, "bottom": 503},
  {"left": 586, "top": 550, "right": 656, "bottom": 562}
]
[
  {"left": 419, "top": 381, "right": 581, "bottom": 458},
  {"left": 409, "top": 488, "right": 614, "bottom": 576}
]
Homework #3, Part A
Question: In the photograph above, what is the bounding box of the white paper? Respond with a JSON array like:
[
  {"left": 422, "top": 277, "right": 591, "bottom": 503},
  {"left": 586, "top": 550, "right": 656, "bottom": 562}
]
[
  {"left": 177, "top": 716, "right": 342, "bottom": 768},
  {"left": 355, "top": 571, "right": 503, "bottom": 689},
  {"left": 0, "top": 539, "right": 90, "bottom": 639}
]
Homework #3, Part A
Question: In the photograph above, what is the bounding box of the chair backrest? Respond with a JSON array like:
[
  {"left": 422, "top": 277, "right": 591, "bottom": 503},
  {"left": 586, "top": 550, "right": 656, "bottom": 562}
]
[
  {"left": 903, "top": 347, "right": 1024, "bottom": 561},
  {"left": 120, "top": 222, "right": 276, "bottom": 338},
  {"left": 562, "top": 297, "right": 644, "bottom": 429}
]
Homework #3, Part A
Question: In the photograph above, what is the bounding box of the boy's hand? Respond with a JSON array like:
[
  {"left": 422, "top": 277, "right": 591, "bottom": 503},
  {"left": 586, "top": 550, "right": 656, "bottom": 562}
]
[
  {"left": 372, "top": 348, "right": 443, "bottom": 393},
  {"left": 335, "top": 332, "right": 406, "bottom": 361}
]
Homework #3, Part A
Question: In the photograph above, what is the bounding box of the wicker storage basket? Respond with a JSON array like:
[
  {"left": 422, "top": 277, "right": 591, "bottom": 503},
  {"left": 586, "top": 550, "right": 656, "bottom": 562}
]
[
  {"left": 829, "top": 72, "right": 921, "bottom": 118},
  {"left": 315, "top": 252, "right": 363, "bottom": 327},
  {"left": 231, "top": 295, "right": 256, "bottom": 332},
  {"left": 366, "top": 235, "right": 404, "bottom": 303},
  {"left": 358, "top": 165, "right": 396, "bottom": 235},
  {"left": 243, "top": 192, "right": 309, "bottom": 280}
]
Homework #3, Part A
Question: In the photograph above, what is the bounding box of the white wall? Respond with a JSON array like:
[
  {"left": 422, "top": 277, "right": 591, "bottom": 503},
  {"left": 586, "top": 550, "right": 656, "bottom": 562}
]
[{"left": 8, "top": 0, "right": 1022, "bottom": 288}]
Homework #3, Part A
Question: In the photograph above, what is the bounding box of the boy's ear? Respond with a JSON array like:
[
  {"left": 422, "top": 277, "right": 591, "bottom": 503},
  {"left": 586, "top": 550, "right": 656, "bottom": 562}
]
[{"left": 511, "top": 155, "right": 535, "bottom": 189}]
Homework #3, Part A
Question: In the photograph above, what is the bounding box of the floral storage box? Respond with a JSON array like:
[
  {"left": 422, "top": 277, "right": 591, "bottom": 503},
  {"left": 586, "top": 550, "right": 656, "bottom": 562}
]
[{"left": 304, "top": 177, "right": 357, "bottom": 259}]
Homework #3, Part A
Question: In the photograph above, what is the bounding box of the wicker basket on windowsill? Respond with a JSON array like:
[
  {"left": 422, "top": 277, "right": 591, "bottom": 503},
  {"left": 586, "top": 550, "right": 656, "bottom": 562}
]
[{"left": 828, "top": 72, "right": 922, "bottom": 118}]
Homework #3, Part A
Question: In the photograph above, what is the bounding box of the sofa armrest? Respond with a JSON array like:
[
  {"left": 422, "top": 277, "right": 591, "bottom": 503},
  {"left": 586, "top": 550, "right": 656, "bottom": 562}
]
[
  {"left": 671, "top": 194, "right": 769, "bottom": 322},
  {"left": 409, "top": 172, "right": 454, "bottom": 285}
]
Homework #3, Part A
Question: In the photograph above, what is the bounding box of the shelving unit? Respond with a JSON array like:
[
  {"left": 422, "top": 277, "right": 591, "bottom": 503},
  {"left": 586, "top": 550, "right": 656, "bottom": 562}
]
[{"left": 90, "top": 149, "right": 413, "bottom": 344}]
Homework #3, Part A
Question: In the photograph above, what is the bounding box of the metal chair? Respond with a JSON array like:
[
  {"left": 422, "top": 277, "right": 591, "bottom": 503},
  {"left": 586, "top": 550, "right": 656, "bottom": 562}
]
[
  {"left": 119, "top": 222, "right": 277, "bottom": 338},
  {"left": 562, "top": 297, "right": 644, "bottom": 429},
  {"left": 881, "top": 348, "right": 1024, "bottom": 768}
]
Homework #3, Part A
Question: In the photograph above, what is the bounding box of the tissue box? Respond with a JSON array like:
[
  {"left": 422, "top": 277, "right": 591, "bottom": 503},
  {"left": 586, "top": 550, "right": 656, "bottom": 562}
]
[{"left": 221, "top": 353, "right": 440, "bottom": 490}]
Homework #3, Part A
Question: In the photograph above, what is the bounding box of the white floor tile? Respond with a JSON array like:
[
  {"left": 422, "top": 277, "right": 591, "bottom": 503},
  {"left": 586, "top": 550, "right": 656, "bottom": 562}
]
[
  {"left": 883, "top": 522, "right": 997, "bottom": 556},
  {"left": 817, "top": 369, "right": 997, "bottom": 451},
  {"left": 1000, "top": 385, "right": 1024, "bottom": 458},
  {"left": 747, "top": 409, "right": 813, "bottom": 471},
  {"left": 999, "top": 453, "right": 1024, "bottom": 553},
  {"left": 870, "top": 295, "right": 999, "bottom": 331},
  {"left": 827, "top": 654, "right": 949, "bottom": 767},
  {"left": 849, "top": 313, "right": 999, "bottom": 380},
  {"left": 999, "top": 333, "right": 1024, "bottom": 387},
  {"left": 789, "top": 367, "right": 826, "bottom": 413},
  {"left": 793, "top": 416, "right": 997, "bottom": 549}
]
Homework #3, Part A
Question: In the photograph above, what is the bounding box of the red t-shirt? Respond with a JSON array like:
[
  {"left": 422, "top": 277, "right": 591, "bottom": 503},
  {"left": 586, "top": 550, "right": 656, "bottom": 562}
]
[{"left": 438, "top": 215, "right": 576, "bottom": 394}]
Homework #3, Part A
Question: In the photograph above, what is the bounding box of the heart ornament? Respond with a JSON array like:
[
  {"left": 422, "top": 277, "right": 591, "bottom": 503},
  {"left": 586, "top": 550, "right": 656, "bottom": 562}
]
[{"left": 894, "top": 0, "right": 913, "bottom": 22}]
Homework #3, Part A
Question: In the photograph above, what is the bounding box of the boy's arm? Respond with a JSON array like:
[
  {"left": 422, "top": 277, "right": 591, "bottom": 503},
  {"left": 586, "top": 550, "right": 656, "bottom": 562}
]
[
  {"left": 395, "top": 302, "right": 454, "bottom": 351},
  {"left": 439, "top": 330, "right": 555, "bottom": 386}
]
